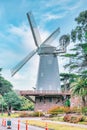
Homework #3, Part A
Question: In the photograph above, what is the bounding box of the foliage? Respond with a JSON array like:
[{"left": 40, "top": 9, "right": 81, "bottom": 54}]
[
  {"left": 71, "top": 77, "right": 87, "bottom": 95},
  {"left": 82, "top": 107, "right": 87, "bottom": 115},
  {"left": 20, "top": 96, "right": 34, "bottom": 111},
  {"left": 48, "top": 106, "right": 84, "bottom": 115},
  {"left": 19, "top": 111, "right": 43, "bottom": 117},
  {"left": 0, "top": 69, "right": 13, "bottom": 96},
  {"left": 59, "top": 34, "right": 70, "bottom": 51},
  {"left": 71, "top": 77, "right": 87, "bottom": 106},
  {"left": 60, "top": 10, "right": 87, "bottom": 106},
  {"left": 60, "top": 73, "right": 78, "bottom": 81},
  {"left": 19, "top": 111, "right": 33, "bottom": 117},
  {"left": 33, "top": 111, "right": 44, "bottom": 117},
  {"left": 63, "top": 114, "right": 84, "bottom": 123},
  {"left": 64, "top": 99, "right": 70, "bottom": 107},
  {"left": 3, "top": 91, "right": 21, "bottom": 110},
  {"left": 0, "top": 68, "right": 2, "bottom": 75},
  {"left": 70, "top": 107, "right": 82, "bottom": 114},
  {"left": 60, "top": 73, "right": 79, "bottom": 91},
  {"left": 0, "top": 76, "right": 13, "bottom": 96},
  {"left": 60, "top": 10, "right": 87, "bottom": 74},
  {"left": 48, "top": 106, "right": 71, "bottom": 115},
  {"left": 71, "top": 10, "right": 87, "bottom": 43},
  {"left": 0, "top": 95, "right": 7, "bottom": 111}
]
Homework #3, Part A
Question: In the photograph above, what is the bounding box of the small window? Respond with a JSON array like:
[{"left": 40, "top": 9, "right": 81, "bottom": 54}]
[
  {"left": 49, "top": 97, "right": 52, "bottom": 102},
  {"left": 40, "top": 97, "right": 42, "bottom": 102}
]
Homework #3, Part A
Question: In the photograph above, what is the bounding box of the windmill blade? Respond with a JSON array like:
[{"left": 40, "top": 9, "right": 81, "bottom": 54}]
[
  {"left": 27, "top": 12, "right": 41, "bottom": 47},
  {"left": 11, "top": 49, "right": 37, "bottom": 76},
  {"left": 41, "top": 27, "right": 60, "bottom": 47}
]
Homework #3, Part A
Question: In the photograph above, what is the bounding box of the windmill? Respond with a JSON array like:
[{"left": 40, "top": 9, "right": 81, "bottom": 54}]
[{"left": 11, "top": 12, "right": 69, "bottom": 92}]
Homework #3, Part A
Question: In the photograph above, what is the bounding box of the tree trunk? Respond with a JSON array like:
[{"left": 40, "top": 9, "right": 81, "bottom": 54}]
[{"left": 82, "top": 96, "right": 86, "bottom": 106}]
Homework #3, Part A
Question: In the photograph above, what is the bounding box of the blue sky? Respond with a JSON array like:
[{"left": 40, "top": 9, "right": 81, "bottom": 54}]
[{"left": 0, "top": 0, "right": 87, "bottom": 90}]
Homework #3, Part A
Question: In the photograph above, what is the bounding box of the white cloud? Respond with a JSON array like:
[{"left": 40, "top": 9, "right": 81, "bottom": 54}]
[
  {"left": 45, "top": 0, "right": 70, "bottom": 7},
  {"left": 64, "top": 0, "right": 82, "bottom": 11},
  {"left": 8, "top": 23, "right": 51, "bottom": 50},
  {"left": 41, "top": 0, "right": 82, "bottom": 23},
  {"left": 45, "top": 0, "right": 81, "bottom": 11},
  {"left": 43, "top": 12, "right": 67, "bottom": 21},
  {"left": 8, "top": 24, "right": 36, "bottom": 50}
]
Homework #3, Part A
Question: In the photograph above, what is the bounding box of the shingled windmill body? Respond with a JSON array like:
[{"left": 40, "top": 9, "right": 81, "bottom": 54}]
[{"left": 11, "top": 12, "right": 70, "bottom": 112}]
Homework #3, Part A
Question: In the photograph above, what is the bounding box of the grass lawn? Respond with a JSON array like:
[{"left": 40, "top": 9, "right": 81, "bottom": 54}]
[
  {"left": 50, "top": 116, "right": 64, "bottom": 121},
  {"left": 0, "top": 113, "right": 19, "bottom": 118},
  {"left": 27, "top": 120, "right": 87, "bottom": 130}
]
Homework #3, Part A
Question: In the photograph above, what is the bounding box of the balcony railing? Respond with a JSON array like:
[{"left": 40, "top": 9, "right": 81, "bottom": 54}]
[{"left": 20, "top": 90, "right": 71, "bottom": 96}]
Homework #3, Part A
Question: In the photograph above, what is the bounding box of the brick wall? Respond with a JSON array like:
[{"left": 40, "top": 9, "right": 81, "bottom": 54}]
[
  {"left": 34, "top": 96, "right": 63, "bottom": 112},
  {"left": 34, "top": 95, "right": 84, "bottom": 112},
  {"left": 70, "top": 96, "right": 83, "bottom": 108}
]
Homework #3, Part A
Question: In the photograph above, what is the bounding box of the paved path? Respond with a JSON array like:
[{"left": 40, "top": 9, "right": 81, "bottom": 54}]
[
  {"left": 0, "top": 118, "right": 44, "bottom": 130},
  {"left": 0, "top": 117, "right": 87, "bottom": 130}
]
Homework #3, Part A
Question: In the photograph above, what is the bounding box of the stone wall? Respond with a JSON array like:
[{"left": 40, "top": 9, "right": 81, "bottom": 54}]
[
  {"left": 34, "top": 96, "right": 63, "bottom": 112},
  {"left": 70, "top": 96, "right": 83, "bottom": 108}
]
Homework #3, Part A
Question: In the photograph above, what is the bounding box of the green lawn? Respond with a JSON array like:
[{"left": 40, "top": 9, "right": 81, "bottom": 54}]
[
  {"left": 0, "top": 113, "right": 19, "bottom": 118},
  {"left": 27, "top": 120, "right": 87, "bottom": 130}
]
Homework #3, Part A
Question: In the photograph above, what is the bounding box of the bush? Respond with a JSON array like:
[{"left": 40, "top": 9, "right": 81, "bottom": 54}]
[
  {"left": 82, "top": 107, "right": 87, "bottom": 115},
  {"left": 70, "top": 107, "right": 82, "bottom": 114},
  {"left": 64, "top": 107, "right": 71, "bottom": 113},
  {"left": 48, "top": 106, "right": 70, "bottom": 115},
  {"left": 63, "top": 114, "right": 84, "bottom": 123},
  {"left": 19, "top": 111, "right": 44, "bottom": 117},
  {"left": 19, "top": 111, "right": 33, "bottom": 117},
  {"left": 33, "top": 111, "right": 44, "bottom": 117}
]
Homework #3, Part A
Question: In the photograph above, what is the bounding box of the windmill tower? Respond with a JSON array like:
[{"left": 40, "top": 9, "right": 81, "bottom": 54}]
[{"left": 11, "top": 12, "right": 70, "bottom": 112}]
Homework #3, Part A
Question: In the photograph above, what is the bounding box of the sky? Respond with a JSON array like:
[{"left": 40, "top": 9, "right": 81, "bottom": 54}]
[{"left": 0, "top": 0, "right": 87, "bottom": 90}]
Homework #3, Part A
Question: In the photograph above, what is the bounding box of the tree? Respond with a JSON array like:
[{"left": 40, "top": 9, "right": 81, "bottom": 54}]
[
  {"left": 3, "top": 91, "right": 21, "bottom": 111},
  {"left": 59, "top": 34, "right": 70, "bottom": 52},
  {"left": 63, "top": 10, "right": 87, "bottom": 74},
  {"left": 20, "top": 96, "right": 34, "bottom": 111},
  {"left": 71, "top": 77, "right": 87, "bottom": 106},
  {"left": 0, "top": 95, "right": 7, "bottom": 113},
  {"left": 60, "top": 73, "right": 79, "bottom": 91},
  {"left": 71, "top": 10, "right": 87, "bottom": 43},
  {"left": 0, "top": 77, "right": 13, "bottom": 96},
  {"left": 0, "top": 69, "right": 13, "bottom": 95},
  {"left": 60, "top": 10, "right": 87, "bottom": 107},
  {"left": 0, "top": 68, "right": 2, "bottom": 75}
]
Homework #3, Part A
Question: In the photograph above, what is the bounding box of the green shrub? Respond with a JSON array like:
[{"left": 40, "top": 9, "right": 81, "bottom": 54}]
[
  {"left": 33, "top": 111, "right": 44, "bottom": 117},
  {"left": 19, "top": 111, "right": 44, "bottom": 117},
  {"left": 82, "top": 107, "right": 87, "bottom": 115},
  {"left": 70, "top": 107, "right": 82, "bottom": 113},
  {"left": 19, "top": 112, "right": 32, "bottom": 117},
  {"left": 63, "top": 114, "right": 84, "bottom": 123},
  {"left": 48, "top": 106, "right": 70, "bottom": 115}
]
